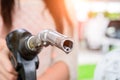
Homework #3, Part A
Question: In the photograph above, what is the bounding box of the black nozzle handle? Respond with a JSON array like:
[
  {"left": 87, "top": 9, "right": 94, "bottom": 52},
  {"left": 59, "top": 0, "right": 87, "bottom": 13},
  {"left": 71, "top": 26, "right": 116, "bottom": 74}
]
[{"left": 6, "top": 29, "right": 39, "bottom": 80}]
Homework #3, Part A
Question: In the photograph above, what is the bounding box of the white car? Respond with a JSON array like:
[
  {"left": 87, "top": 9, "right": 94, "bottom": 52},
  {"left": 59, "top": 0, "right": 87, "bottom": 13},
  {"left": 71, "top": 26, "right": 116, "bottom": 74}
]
[{"left": 102, "top": 20, "right": 120, "bottom": 53}]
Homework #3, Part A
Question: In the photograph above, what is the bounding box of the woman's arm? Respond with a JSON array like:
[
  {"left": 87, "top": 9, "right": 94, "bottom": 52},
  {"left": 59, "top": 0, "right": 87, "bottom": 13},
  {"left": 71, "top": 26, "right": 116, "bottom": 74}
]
[{"left": 38, "top": 61, "right": 69, "bottom": 80}]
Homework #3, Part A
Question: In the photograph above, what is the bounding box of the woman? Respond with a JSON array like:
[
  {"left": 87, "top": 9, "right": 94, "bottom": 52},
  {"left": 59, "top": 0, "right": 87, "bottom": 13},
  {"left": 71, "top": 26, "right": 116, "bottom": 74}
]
[{"left": 0, "top": 0, "right": 77, "bottom": 80}]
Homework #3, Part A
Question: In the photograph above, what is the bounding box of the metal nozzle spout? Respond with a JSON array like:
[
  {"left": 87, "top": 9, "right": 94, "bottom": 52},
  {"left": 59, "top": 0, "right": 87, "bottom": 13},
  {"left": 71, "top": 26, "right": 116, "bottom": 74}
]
[
  {"left": 27, "top": 29, "right": 74, "bottom": 54},
  {"left": 62, "top": 39, "right": 73, "bottom": 53}
]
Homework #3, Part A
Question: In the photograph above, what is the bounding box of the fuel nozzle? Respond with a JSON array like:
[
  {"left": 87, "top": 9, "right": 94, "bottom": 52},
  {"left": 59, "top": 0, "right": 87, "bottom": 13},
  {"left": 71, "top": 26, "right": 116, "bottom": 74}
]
[
  {"left": 6, "top": 29, "right": 73, "bottom": 60},
  {"left": 6, "top": 28, "right": 73, "bottom": 80}
]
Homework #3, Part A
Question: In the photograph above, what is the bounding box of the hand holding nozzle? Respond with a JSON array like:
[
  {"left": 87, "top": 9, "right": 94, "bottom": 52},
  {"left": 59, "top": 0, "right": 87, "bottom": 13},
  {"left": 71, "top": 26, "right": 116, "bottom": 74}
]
[{"left": 6, "top": 29, "right": 73, "bottom": 80}]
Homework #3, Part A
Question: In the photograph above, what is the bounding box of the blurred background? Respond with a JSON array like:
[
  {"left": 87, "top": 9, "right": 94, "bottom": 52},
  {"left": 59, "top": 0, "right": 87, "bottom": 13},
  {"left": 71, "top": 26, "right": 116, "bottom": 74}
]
[{"left": 70, "top": 0, "right": 120, "bottom": 80}]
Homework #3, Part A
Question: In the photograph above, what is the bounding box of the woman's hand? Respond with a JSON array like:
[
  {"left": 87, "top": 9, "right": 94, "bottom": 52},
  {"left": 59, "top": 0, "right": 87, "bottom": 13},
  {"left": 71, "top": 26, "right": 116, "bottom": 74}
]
[{"left": 0, "top": 38, "right": 18, "bottom": 80}]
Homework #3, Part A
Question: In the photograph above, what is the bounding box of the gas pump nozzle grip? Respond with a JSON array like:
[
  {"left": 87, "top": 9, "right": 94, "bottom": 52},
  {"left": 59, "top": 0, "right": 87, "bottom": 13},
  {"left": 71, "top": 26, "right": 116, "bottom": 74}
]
[{"left": 6, "top": 29, "right": 73, "bottom": 80}]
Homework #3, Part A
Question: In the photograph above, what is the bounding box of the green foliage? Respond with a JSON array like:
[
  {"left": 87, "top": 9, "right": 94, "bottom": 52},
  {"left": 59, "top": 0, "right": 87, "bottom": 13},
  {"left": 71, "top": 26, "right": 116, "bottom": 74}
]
[
  {"left": 78, "top": 64, "right": 96, "bottom": 80},
  {"left": 104, "top": 12, "right": 120, "bottom": 20},
  {"left": 88, "top": 11, "right": 120, "bottom": 20}
]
